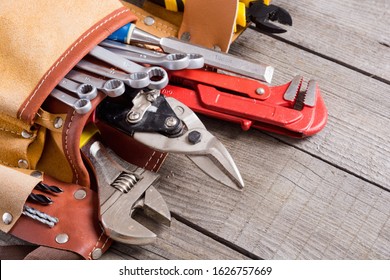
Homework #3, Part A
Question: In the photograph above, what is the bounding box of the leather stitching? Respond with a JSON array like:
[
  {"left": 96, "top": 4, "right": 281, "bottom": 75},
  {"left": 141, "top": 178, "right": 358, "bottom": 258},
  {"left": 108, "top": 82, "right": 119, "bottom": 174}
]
[
  {"left": 64, "top": 110, "right": 79, "bottom": 184},
  {"left": 18, "top": 9, "right": 130, "bottom": 120}
]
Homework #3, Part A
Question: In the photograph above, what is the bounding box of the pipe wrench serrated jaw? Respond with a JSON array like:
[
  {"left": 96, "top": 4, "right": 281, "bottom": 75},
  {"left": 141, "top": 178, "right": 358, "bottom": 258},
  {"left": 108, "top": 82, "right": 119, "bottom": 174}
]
[
  {"left": 280, "top": 75, "right": 327, "bottom": 137},
  {"left": 81, "top": 136, "right": 171, "bottom": 245}
]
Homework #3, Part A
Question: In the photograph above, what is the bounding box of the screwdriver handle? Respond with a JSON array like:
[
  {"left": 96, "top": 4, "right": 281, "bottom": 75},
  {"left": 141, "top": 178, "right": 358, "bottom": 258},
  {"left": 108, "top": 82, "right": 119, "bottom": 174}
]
[{"left": 108, "top": 23, "right": 134, "bottom": 44}]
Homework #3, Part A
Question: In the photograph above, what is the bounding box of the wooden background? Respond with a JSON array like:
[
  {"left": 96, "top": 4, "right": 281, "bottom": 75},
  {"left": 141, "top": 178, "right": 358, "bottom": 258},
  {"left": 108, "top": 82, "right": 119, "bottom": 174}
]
[{"left": 1, "top": 0, "right": 389, "bottom": 259}]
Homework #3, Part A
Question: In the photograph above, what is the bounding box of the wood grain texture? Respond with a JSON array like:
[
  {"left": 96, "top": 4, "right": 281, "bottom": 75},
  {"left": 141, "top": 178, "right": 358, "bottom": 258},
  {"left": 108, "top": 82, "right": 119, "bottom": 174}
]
[
  {"left": 1, "top": 0, "right": 390, "bottom": 261},
  {"left": 269, "top": 0, "right": 390, "bottom": 81},
  {"left": 230, "top": 29, "right": 390, "bottom": 191}
]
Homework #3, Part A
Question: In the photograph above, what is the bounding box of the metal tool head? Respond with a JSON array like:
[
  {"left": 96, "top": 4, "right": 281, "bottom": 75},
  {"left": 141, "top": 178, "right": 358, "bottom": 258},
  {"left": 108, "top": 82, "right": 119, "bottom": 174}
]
[
  {"left": 248, "top": 2, "right": 292, "bottom": 33},
  {"left": 133, "top": 97, "right": 245, "bottom": 190},
  {"left": 100, "top": 40, "right": 205, "bottom": 70},
  {"left": 81, "top": 136, "right": 171, "bottom": 245}
]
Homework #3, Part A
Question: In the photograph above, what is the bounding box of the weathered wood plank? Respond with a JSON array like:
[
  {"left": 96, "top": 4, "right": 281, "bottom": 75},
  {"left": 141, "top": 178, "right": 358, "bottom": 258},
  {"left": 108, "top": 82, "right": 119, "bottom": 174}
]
[
  {"left": 0, "top": 217, "right": 248, "bottom": 260},
  {"left": 267, "top": 0, "right": 390, "bottom": 81},
  {"left": 103, "top": 218, "right": 249, "bottom": 260},
  {"left": 230, "top": 28, "right": 390, "bottom": 191},
  {"left": 156, "top": 124, "right": 390, "bottom": 259}
]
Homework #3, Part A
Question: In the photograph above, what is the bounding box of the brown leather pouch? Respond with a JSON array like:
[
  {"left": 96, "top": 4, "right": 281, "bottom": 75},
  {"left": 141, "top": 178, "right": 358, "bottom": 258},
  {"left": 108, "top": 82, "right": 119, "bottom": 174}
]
[
  {"left": 0, "top": 0, "right": 241, "bottom": 260},
  {"left": 123, "top": 0, "right": 242, "bottom": 52},
  {"left": 0, "top": 0, "right": 167, "bottom": 259}
]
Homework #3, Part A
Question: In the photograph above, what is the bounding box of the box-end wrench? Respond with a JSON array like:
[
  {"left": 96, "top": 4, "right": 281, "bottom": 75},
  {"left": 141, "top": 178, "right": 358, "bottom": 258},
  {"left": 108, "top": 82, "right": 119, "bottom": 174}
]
[
  {"left": 100, "top": 40, "right": 204, "bottom": 70},
  {"left": 50, "top": 88, "right": 92, "bottom": 114},
  {"left": 108, "top": 23, "right": 274, "bottom": 83},
  {"left": 76, "top": 60, "right": 151, "bottom": 89},
  {"left": 66, "top": 69, "right": 125, "bottom": 97},
  {"left": 89, "top": 45, "right": 169, "bottom": 89},
  {"left": 58, "top": 77, "right": 98, "bottom": 100}
]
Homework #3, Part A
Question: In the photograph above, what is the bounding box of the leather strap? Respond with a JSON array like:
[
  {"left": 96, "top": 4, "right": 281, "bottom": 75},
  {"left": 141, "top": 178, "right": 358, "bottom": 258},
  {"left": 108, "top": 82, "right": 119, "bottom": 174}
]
[
  {"left": 9, "top": 175, "right": 111, "bottom": 260},
  {"left": 178, "top": 0, "right": 238, "bottom": 52}
]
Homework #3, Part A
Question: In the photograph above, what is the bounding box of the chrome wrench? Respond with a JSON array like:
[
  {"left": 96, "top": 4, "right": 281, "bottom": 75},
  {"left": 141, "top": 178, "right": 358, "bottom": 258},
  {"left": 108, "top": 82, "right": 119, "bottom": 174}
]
[
  {"left": 100, "top": 40, "right": 204, "bottom": 70},
  {"left": 108, "top": 23, "right": 274, "bottom": 83},
  {"left": 50, "top": 88, "right": 92, "bottom": 114},
  {"left": 66, "top": 69, "right": 125, "bottom": 97},
  {"left": 58, "top": 77, "right": 98, "bottom": 100},
  {"left": 88, "top": 45, "right": 169, "bottom": 89}
]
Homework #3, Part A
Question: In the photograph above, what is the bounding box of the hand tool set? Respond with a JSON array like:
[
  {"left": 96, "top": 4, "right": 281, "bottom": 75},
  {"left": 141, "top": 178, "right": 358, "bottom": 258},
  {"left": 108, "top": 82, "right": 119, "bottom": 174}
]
[
  {"left": 0, "top": 0, "right": 327, "bottom": 259},
  {"left": 148, "top": 0, "right": 293, "bottom": 33}
]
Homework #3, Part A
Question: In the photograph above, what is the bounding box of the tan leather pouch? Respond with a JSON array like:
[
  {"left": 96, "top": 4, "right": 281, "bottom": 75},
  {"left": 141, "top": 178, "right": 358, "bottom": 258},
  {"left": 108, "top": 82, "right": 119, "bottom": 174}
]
[
  {"left": 0, "top": 0, "right": 137, "bottom": 259},
  {"left": 123, "top": 0, "right": 241, "bottom": 52}
]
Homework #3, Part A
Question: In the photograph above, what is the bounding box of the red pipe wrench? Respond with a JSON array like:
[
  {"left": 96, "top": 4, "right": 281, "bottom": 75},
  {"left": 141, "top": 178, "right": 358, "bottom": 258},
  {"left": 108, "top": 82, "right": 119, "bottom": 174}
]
[{"left": 162, "top": 69, "right": 328, "bottom": 138}]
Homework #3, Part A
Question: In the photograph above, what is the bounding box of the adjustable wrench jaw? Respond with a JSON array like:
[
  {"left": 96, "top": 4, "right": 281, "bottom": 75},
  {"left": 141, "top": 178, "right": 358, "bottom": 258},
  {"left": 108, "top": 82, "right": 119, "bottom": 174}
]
[{"left": 81, "top": 135, "right": 171, "bottom": 245}]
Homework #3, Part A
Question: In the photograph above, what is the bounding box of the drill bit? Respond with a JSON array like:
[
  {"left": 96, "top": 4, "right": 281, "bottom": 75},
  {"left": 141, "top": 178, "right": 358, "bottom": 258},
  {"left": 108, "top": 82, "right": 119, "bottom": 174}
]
[
  {"left": 35, "top": 182, "right": 64, "bottom": 194},
  {"left": 28, "top": 193, "right": 53, "bottom": 205},
  {"left": 22, "top": 205, "right": 59, "bottom": 227}
]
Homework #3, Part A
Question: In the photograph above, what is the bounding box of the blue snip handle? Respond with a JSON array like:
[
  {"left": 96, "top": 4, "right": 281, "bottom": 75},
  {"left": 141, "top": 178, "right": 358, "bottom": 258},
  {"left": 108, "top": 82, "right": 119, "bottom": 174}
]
[{"left": 108, "top": 23, "right": 134, "bottom": 43}]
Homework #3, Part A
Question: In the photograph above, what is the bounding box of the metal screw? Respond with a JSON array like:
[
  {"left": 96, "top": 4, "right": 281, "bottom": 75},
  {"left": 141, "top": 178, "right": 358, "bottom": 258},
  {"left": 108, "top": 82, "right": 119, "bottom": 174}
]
[
  {"left": 127, "top": 112, "right": 141, "bottom": 122},
  {"left": 146, "top": 93, "right": 156, "bottom": 102},
  {"left": 188, "top": 131, "right": 202, "bottom": 144},
  {"left": 74, "top": 189, "right": 87, "bottom": 200},
  {"left": 21, "top": 130, "right": 33, "bottom": 139},
  {"left": 53, "top": 117, "right": 63, "bottom": 129},
  {"left": 256, "top": 88, "right": 265, "bottom": 95},
  {"left": 55, "top": 233, "right": 69, "bottom": 244},
  {"left": 143, "top": 16, "right": 155, "bottom": 26},
  {"left": 165, "top": 117, "right": 178, "bottom": 128},
  {"left": 18, "top": 159, "right": 29, "bottom": 169},
  {"left": 180, "top": 32, "right": 191, "bottom": 41},
  {"left": 2, "top": 212, "right": 13, "bottom": 225},
  {"left": 91, "top": 248, "right": 103, "bottom": 260}
]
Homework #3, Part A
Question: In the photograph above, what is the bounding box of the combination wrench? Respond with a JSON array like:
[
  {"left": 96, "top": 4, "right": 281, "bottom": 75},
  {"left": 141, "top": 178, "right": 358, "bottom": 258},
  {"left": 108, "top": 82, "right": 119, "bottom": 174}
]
[
  {"left": 50, "top": 88, "right": 92, "bottom": 114},
  {"left": 88, "top": 45, "right": 169, "bottom": 89},
  {"left": 57, "top": 77, "right": 98, "bottom": 100},
  {"left": 66, "top": 69, "right": 125, "bottom": 97}
]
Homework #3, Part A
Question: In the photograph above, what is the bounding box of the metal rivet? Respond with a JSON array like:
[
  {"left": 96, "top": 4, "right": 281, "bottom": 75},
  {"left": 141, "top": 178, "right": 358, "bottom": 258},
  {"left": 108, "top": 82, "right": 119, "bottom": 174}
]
[
  {"left": 213, "top": 45, "right": 222, "bottom": 52},
  {"left": 21, "top": 130, "right": 33, "bottom": 139},
  {"left": 30, "top": 170, "right": 43, "bottom": 178},
  {"left": 127, "top": 112, "right": 140, "bottom": 122},
  {"left": 53, "top": 117, "right": 64, "bottom": 129},
  {"left": 180, "top": 32, "right": 191, "bottom": 41},
  {"left": 74, "top": 189, "right": 87, "bottom": 200},
  {"left": 143, "top": 16, "right": 155, "bottom": 26},
  {"left": 256, "top": 88, "right": 265, "bottom": 95},
  {"left": 165, "top": 116, "right": 178, "bottom": 128},
  {"left": 18, "top": 159, "right": 29, "bottom": 169},
  {"left": 91, "top": 248, "right": 103, "bottom": 260},
  {"left": 188, "top": 131, "right": 202, "bottom": 144},
  {"left": 2, "top": 212, "right": 13, "bottom": 225},
  {"left": 55, "top": 233, "right": 69, "bottom": 244}
]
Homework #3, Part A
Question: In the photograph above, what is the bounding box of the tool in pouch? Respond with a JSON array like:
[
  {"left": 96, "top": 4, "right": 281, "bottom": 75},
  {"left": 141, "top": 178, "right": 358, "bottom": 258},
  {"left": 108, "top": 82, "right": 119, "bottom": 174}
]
[
  {"left": 80, "top": 125, "right": 171, "bottom": 245},
  {"left": 107, "top": 23, "right": 274, "bottom": 83},
  {"left": 147, "top": 0, "right": 293, "bottom": 34}
]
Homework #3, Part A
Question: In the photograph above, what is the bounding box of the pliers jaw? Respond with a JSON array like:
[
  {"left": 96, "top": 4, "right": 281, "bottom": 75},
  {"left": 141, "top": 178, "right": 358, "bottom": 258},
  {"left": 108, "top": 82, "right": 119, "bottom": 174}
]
[
  {"left": 247, "top": 2, "right": 293, "bottom": 33},
  {"left": 96, "top": 90, "right": 245, "bottom": 191}
]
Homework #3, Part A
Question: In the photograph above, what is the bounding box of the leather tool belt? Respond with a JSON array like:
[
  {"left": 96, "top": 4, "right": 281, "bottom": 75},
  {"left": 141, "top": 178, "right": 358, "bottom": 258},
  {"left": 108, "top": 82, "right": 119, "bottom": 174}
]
[{"left": 0, "top": 0, "right": 240, "bottom": 260}]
